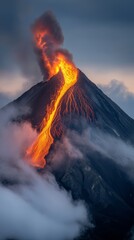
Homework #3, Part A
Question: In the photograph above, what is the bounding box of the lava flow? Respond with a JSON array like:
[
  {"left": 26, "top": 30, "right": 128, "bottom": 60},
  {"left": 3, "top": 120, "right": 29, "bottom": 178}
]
[{"left": 26, "top": 12, "right": 78, "bottom": 167}]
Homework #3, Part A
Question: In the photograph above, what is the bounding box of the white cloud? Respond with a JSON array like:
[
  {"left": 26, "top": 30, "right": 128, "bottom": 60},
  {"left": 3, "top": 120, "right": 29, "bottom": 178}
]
[
  {"left": 99, "top": 79, "right": 134, "bottom": 118},
  {"left": 0, "top": 108, "right": 88, "bottom": 240}
]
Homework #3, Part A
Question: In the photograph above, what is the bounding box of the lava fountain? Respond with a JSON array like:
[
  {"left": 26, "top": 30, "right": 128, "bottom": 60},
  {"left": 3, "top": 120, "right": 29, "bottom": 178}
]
[{"left": 26, "top": 11, "right": 78, "bottom": 167}]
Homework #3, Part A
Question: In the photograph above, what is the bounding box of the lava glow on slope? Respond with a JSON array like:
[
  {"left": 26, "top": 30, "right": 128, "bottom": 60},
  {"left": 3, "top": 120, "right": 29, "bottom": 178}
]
[{"left": 26, "top": 12, "right": 78, "bottom": 167}]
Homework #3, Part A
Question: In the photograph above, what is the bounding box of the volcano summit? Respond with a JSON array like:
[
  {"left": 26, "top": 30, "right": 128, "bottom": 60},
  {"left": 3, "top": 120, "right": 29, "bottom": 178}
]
[{"left": 1, "top": 11, "right": 134, "bottom": 240}]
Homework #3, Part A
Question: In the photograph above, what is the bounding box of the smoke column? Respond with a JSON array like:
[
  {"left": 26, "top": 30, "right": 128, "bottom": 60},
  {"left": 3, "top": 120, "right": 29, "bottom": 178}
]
[
  {"left": 26, "top": 11, "right": 78, "bottom": 167},
  {"left": 32, "top": 11, "right": 72, "bottom": 80}
]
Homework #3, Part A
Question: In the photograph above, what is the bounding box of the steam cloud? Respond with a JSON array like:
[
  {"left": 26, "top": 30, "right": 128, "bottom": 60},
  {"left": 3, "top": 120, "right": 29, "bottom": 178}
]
[{"left": 0, "top": 108, "right": 88, "bottom": 240}]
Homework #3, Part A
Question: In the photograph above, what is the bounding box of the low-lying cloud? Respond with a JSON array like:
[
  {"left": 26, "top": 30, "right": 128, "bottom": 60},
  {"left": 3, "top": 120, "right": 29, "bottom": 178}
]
[
  {"left": 0, "top": 108, "right": 88, "bottom": 240},
  {"left": 1, "top": 105, "right": 134, "bottom": 239},
  {"left": 99, "top": 79, "right": 134, "bottom": 119},
  {"left": 59, "top": 127, "right": 134, "bottom": 182}
]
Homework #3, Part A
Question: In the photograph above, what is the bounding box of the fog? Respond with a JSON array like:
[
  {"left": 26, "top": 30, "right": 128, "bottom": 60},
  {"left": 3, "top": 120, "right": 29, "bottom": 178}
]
[{"left": 0, "top": 108, "right": 88, "bottom": 240}]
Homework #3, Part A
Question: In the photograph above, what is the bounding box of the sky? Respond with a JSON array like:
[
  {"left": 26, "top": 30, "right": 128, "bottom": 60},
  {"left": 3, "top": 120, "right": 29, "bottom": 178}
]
[{"left": 0, "top": 0, "right": 134, "bottom": 117}]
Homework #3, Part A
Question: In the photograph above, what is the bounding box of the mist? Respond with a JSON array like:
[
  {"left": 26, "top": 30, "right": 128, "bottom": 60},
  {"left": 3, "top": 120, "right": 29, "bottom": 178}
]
[
  {"left": 47, "top": 121, "right": 134, "bottom": 186},
  {"left": 61, "top": 127, "right": 134, "bottom": 181},
  {"left": 0, "top": 108, "right": 88, "bottom": 240},
  {"left": 0, "top": 105, "right": 134, "bottom": 239}
]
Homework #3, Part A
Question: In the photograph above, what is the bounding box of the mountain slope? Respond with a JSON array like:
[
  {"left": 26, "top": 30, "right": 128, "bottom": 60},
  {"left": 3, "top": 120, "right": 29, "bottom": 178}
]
[
  {"left": 3, "top": 70, "right": 134, "bottom": 142},
  {"left": 1, "top": 70, "right": 134, "bottom": 240}
]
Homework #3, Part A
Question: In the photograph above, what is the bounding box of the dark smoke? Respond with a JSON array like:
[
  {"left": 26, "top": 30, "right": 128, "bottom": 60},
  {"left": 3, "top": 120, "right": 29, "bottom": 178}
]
[
  {"left": 32, "top": 11, "right": 72, "bottom": 80},
  {"left": 32, "top": 11, "right": 64, "bottom": 45}
]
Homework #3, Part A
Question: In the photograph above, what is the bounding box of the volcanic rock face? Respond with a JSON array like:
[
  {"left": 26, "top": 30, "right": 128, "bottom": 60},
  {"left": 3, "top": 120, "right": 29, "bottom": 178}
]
[
  {"left": 5, "top": 70, "right": 134, "bottom": 142},
  {"left": 2, "top": 70, "right": 134, "bottom": 240}
]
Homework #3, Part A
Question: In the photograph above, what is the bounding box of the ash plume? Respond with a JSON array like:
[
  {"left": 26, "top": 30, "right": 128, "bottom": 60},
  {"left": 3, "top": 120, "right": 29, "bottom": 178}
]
[
  {"left": 32, "top": 11, "right": 73, "bottom": 79},
  {"left": 32, "top": 11, "right": 64, "bottom": 45}
]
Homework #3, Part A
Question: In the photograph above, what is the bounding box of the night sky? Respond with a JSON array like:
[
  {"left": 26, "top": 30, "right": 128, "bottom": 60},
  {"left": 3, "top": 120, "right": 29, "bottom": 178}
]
[{"left": 0, "top": 0, "right": 134, "bottom": 117}]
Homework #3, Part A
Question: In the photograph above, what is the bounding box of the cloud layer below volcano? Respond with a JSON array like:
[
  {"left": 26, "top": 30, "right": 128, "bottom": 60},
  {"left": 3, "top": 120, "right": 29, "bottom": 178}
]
[{"left": 0, "top": 108, "right": 88, "bottom": 240}]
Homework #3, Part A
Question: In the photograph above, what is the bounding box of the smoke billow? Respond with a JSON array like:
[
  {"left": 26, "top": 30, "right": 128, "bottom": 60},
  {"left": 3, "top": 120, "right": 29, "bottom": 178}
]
[
  {"left": 32, "top": 11, "right": 64, "bottom": 45},
  {"left": 32, "top": 11, "right": 73, "bottom": 79},
  {"left": 0, "top": 108, "right": 88, "bottom": 240}
]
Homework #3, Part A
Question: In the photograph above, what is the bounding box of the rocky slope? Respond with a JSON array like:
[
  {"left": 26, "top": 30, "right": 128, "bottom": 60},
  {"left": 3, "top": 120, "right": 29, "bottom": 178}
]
[{"left": 1, "top": 70, "right": 134, "bottom": 240}]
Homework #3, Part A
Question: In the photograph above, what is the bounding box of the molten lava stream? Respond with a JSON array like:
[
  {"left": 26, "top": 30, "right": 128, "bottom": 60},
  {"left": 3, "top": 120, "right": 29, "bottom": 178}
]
[{"left": 26, "top": 54, "right": 78, "bottom": 168}]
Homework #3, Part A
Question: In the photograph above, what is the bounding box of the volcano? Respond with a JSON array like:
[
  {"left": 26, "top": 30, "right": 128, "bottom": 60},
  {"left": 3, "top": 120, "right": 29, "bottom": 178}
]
[
  {"left": 5, "top": 69, "right": 134, "bottom": 145},
  {"left": 1, "top": 11, "right": 134, "bottom": 240},
  {"left": 2, "top": 69, "right": 134, "bottom": 240}
]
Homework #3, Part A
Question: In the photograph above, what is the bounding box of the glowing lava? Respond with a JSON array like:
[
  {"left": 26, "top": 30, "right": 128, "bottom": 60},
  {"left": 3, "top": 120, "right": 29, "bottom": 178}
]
[
  {"left": 26, "top": 12, "right": 79, "bottom": 167},
  {"left": 26, "top": 52, "right": 78, "bottom": 167},
  {"left": 26, "top": 12, "right": 94, "bottom": 167}
]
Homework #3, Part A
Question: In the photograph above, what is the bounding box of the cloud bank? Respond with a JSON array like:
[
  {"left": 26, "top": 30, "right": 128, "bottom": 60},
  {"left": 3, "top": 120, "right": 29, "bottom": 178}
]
[
  {"left": 49, "top": 124, "right": 134, "bottom": 183},
  {"left": 0, "top": 103, "right": 134, "bottom": 239},
  {"left": 0, "top": 108, "right": 88, "bottom": 240},
  {"left": 99, "top": 79, "right": 134, "bottom": 119}
]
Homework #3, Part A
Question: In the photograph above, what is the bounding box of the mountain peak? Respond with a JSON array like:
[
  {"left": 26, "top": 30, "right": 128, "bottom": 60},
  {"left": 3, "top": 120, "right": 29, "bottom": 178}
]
[
  {"left": 3, "top": 69, "right": 134, "bottom": 144},
  {"left": 1, "top": 69, "right": 134, "bottom": 240}
]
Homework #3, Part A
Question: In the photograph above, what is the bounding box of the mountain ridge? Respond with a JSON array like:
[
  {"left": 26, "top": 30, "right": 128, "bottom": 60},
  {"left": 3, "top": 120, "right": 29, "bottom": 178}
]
[
  {"left": 2, "top": 70, "right": 134, "bottom": 143},
  {"left": 1, "top": 69, "right": 134, "bottom": 240}
]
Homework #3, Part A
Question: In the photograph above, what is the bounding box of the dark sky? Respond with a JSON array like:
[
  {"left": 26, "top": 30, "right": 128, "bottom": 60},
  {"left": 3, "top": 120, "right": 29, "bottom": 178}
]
[{"left": 0, "top": 0, "right": 134, "bottom": 116}]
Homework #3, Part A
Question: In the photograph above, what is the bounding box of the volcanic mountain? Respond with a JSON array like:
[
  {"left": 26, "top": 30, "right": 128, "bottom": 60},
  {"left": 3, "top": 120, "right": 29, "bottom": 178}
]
[
  {"left": 5, "top": 69, "right": 134, "bottom": 144},
  {"left": 2, "top": 69, "right": 134, "bottom": 240},
  {"left": 1, "top": 11, "right": 134, "bottom": 240}
]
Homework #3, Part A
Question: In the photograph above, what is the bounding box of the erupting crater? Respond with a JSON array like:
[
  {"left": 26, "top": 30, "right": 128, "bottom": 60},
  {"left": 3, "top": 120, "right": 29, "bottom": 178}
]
[{"left": 26, "top": 11, "right": 79, "bottom": 167}]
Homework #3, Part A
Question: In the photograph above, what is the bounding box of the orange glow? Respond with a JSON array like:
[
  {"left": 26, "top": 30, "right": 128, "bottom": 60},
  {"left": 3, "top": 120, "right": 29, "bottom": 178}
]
[
  {"left": 33, "top": 29, "right": 64, "bottom": 80},
  {"left": 51, "top": 85, "right": 94, "bottom": 140},
  {"left": 62, "top": 86, "right": 94, "bottom": 119},
  {"left": 26, "top": 49, "right": 78, "bottom": 167},
  {"left": 25, "top": 22, "right": 95, "bottom": 168}
]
